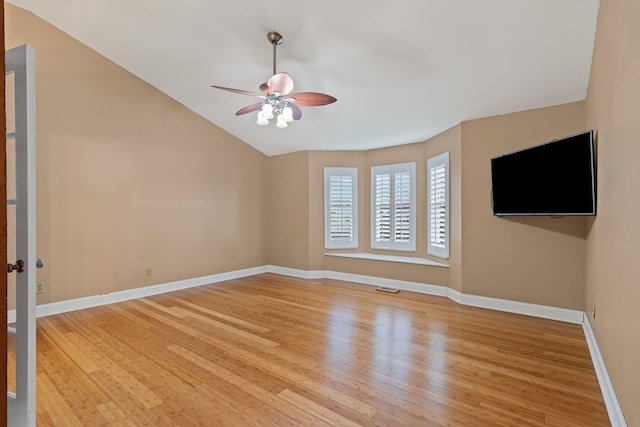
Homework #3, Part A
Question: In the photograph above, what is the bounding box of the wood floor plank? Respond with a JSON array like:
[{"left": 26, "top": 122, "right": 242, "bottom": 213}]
[
  {"left": 174, "top": 299, "right": 271, "bottom": 333},
  {"left": 36, "top": 373, "right": 84, "bottom": 427},
  {"left": 278, "top": 388, "right": 363, "bottom": 427},
  {"left": 21, "top": 273, "right": 609, "bottom": 426},
  {"left": 170, "top": 305, "right": 279, "bottom": 347}
]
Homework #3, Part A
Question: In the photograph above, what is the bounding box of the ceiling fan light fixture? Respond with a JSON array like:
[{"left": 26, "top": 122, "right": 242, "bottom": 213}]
[{"left": 211, "top": 31, "right": 337, "bottom": 129}]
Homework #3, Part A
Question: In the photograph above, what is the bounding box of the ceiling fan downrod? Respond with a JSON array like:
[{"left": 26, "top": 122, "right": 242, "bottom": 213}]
[{"left": 267, "top": 31, "right": 283, "bottom": 76}]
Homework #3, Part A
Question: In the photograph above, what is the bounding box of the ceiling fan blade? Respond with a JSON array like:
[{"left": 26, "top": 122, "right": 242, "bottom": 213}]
[
  {"left": 290, "top": 103, "right": 302, "bottom": 120},
  {"left": 235, "top": 102, "right": 264, "bottom": 116},
  {"left": 259, "top": 82, "right": 270, "bottom": 95},
  {"left": 289, "top": 92, "right": 337, "bottom": 106},
  {"left": 211, "top": 85, "right": 260, "bottom": 97},
  {"left": 267, "top": 72, "right": 294, "bottom": 95}
]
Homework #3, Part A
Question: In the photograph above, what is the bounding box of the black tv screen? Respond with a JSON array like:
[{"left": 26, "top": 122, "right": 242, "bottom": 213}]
[{"left": 491, "top": 130, "right": 596, "bottom": 216}]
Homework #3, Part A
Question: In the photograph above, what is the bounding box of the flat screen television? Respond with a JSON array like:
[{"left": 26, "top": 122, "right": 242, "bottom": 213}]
[{"left": 491, "top": 130, "right": 596, "bottom": 216}]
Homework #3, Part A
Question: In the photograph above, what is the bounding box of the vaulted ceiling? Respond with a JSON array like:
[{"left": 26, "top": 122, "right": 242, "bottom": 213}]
[{"left": 8, "top": 0, "right": 600, "bottom": 156}]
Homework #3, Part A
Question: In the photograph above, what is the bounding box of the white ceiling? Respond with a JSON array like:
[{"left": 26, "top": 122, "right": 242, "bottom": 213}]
[{"left": 8, "top": 0, "right": 600, "bottom": 157}]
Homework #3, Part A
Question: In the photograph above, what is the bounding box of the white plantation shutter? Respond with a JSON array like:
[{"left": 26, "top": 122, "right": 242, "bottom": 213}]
[
  {"left": 394, "top": 171, "right": 411, "bottom": 242},
  {"left": 324, "top": 167, "right": 358, "bottom": 249},
  {"left": 329, "top": 175, "right": 354, "bottom": 241},
  {"left": 427, "top": 153, "right": 449, "bottom": 259},
  {"left": 371, "top": 163, "right": 416, "bottom": 251},
  {"left": 375, "top": 173, "right": 391, "bottom": 242}
]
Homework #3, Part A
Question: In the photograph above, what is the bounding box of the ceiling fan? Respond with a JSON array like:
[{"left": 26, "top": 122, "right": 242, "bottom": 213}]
[{"left": 211, "top": 31, "right": 337, "bottom": 128}]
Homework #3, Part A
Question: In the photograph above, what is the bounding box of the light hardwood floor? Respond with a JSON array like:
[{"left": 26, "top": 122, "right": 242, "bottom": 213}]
[{"left": 8, "top": 273, "right": 609, "bottom": 426}]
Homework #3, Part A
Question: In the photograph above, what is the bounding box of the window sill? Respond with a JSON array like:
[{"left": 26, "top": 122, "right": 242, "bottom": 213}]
[{"left": 324, "top": 252, "right": 449, "bottom": 268}]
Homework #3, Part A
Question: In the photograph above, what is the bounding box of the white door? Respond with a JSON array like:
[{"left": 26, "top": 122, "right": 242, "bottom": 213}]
[{"left": 6, "top": 44, "right": 37, "bottom": 427}]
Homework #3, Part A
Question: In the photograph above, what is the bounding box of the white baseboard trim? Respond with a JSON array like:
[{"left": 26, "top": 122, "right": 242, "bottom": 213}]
[
  {"left": 447, "top": 288, "right": 463, "bottom": 304},
  {"left": 582, "top": 314, "right": 628, "bottom": 427},
  {"left": 266, "top": 265, "right": 326, "bottom": 280},
  {"left": 325, "top": 270, "right": 449, "bottom": 296},
  {"left": 458, "top": 293, "right": 584, "bottom": 324},
  {"left": 7, "top": 265, "right": 268, "bottom": 323}
]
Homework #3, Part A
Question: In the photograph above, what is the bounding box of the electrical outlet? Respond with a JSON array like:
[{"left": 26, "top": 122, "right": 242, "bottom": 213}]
[
  {"left": 36, "top": 283, "right": 45, "bottom": 293},
  {"left": 146, "top": 268, "right": 153, "bottom": 278}
]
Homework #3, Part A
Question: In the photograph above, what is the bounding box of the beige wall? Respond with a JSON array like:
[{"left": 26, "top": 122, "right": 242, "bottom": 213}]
[
  {"left": 324, "top": 256, "right": 450, "bottom": 286},
  {"left": 585, "top": 0, "right": 639, "bottom": 423},
  {"left": 265, "top": 151, "right": 310, "bottom": 270},
  {"left": 460, "top": 102, "right": 587, "bottom": 310},
  {"left": 6, "top": 5, "right": 266, "bottom": 305}
]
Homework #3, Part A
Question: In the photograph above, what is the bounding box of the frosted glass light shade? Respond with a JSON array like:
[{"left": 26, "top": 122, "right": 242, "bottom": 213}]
[
  {"left": 262, "top": 103, "right": 274, "bottom": 119},
  {"left": 276, "top": 114, "right": 288, "bottom": 128},
  {"left": 282, "top": 106, "right": 293, "bottom": 122},
  {"left": 256, "top": 111, "right": 269, "bottom": 125}
]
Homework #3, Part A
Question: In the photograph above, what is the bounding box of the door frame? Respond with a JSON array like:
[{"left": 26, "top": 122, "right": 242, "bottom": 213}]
[{"left": 1, "top": 0, "right": 8, "bottom": 422}]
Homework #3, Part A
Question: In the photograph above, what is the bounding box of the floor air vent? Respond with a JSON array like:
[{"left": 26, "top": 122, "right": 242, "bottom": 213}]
[{"left": 376, "top": 287, "right": 400, "bottom": 293}]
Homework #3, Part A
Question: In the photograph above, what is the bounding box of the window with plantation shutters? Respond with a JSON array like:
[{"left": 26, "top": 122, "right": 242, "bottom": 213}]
[
  {"left": 324, "top": 167, "right": 358, "bottom": 249},
  {"left": 371, "top": 162, "right": 416, "bottom": 251},
  {"left": 427, "top": 152, "right": 449, "bottom": 259}
]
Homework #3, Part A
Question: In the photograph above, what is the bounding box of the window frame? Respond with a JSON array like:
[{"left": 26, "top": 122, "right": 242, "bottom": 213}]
[
  {"left": 370, "top": 162, "right": 416, "bottom": 252},
  {"left": 427, "top": 152, "right": 450, "bottom": 259},
  {"left": 324, "top": 167, "right": 359, "bottom": 249}
]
